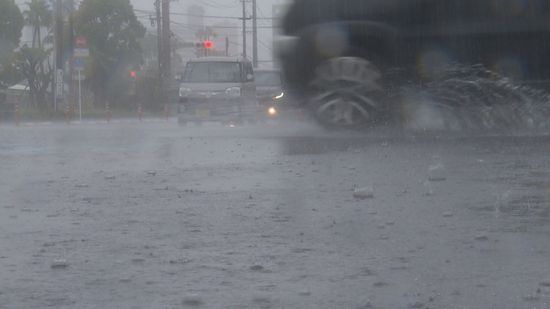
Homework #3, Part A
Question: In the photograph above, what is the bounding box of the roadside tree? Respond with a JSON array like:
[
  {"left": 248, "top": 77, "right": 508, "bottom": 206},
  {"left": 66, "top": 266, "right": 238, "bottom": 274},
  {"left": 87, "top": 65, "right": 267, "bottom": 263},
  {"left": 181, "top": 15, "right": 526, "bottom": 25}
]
[
  {"left": 75, "top": 0, "right": 146, "bottom": 108},
  {"left": 0, "top": 0, "right": 24, "bottom": 89}
]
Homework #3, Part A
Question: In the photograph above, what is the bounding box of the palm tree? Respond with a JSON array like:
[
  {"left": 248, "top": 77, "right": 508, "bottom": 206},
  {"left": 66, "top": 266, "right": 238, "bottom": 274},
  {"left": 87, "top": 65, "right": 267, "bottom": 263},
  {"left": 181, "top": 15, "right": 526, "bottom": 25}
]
[
  {"left": 20, "top": 0, "right": 53, "bottom": 109},
  {"left": 24, "top": 0, "right": 52, "bottom": 49}
]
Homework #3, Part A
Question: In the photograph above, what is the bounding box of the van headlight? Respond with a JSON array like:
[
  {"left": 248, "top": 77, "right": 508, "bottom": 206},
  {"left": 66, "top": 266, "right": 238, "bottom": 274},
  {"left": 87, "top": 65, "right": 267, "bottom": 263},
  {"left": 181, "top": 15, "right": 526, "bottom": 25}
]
[
  {"left": 273, "top": 92, "right": 284, "bottom": 100},
  {"left": 225, "top": 87, "right": 241, "bottom": 97},
  {"left": 268, "top": 106, "right": 278, "bottom": 116},
  {"left": 179, "top": 87, "right": 192, "bottom": 97}
]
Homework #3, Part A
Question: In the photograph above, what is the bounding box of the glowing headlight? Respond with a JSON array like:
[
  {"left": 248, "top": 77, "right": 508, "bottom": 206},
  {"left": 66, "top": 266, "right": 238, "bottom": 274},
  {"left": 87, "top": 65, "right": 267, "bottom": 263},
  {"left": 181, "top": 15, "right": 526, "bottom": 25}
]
[
  {"left": 179, "top": 87, "right": 192, "bottom": 97},
  {"left": 268, "top": 106, "right": 277, "bottom": 116},
  {"left": 225, "top": 87, "right": 241, "bottom": 97},
  {"left": 273, "top": 92, "right": 284, "bottom": 100}
]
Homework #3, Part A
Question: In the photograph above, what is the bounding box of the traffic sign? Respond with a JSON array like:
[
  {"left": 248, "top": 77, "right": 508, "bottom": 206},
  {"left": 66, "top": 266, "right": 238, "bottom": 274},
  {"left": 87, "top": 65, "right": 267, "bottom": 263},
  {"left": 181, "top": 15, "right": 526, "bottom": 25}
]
[
  {"left": 56, "top": 69, "right": 64, "bottom": 99},
  {"left": 74, "top": 57, "right": 85, "bottom": 71},
  {"left": 76, "top": 36, "right": 87, "bottom": 48},
  {"left": 74, "top": 48, "right": 90, "bottom": 57}
]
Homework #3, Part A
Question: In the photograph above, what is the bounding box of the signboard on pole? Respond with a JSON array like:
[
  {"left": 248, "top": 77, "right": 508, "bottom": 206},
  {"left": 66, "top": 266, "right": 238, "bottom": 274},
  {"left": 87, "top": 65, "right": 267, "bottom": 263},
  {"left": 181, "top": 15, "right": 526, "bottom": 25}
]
[
  {"left": 73, "top": 36, "right": 88, "bottom": 121},
  {"left": 56, "top": 69, "right": 64, "bottom": 99},
  {"left": 74, "top": 58, "right": 86, "bottom": 71},
  {"left": 76, "top": 36, "right": 88, "bottom": 48},
  {"left": 72, "top": 37, "right": 88, "bottom": 80},
  {"left": 74, "top": 48, "right": 90, "bottom": 58}
]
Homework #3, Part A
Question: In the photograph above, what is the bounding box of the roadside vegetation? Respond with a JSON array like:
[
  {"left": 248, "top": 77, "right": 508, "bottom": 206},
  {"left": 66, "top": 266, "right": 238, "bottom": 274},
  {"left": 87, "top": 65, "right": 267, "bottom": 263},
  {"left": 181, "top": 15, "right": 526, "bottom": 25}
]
[{"left": 0, "top": 0, "right": 167, "bottom": 122}]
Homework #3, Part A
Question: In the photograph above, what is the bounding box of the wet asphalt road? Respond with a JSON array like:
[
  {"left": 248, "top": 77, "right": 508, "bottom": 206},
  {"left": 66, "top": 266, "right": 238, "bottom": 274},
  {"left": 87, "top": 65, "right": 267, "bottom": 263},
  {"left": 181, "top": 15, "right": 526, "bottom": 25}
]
[{"left": 1, "top": 119, "right": 550, "bottom": 309}]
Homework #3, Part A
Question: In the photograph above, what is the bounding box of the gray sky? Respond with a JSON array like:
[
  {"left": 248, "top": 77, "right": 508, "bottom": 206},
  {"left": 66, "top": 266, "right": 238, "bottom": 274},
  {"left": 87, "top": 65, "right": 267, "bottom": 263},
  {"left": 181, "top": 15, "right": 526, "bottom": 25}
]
[
  {"left": 14, "top": 0, "right": 290, "bottom": 64},
  {"left": 130, "top": 0, "right": 290, "bottom": 64}
]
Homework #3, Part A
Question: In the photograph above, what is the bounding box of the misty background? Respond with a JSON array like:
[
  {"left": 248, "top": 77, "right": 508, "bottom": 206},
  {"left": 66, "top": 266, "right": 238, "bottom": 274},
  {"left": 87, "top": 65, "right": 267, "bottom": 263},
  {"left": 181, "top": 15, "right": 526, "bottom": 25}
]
[
  {"left": 131, "top": 0, "right": 290, "bottom": 67},
  {"left": 14, "top": 0, "right": 290, "bottom": 69}
]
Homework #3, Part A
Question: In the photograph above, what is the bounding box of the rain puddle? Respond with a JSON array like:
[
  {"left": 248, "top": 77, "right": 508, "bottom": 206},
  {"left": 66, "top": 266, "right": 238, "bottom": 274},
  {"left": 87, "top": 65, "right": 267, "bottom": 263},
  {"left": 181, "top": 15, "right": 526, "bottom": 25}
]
[
  {"left": 279, "top": 136, "right": 383, "bottom": 155},
  {"left": 0, "top": 144, "right": 52, "bottom": 155}
]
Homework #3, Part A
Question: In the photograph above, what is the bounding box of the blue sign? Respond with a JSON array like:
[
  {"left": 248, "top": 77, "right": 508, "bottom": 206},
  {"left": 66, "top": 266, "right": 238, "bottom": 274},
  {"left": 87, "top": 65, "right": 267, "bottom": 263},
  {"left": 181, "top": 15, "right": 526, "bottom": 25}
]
[{"left": 74, "top": 57, "right": 85, "bottom": 71}]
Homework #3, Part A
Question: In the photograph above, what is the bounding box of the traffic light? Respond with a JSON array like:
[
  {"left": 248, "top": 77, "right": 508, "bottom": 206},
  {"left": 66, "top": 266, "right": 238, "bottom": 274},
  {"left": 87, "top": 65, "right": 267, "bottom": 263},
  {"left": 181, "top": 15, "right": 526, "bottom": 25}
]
[
  {"left": 129, "top": 70, "right": 138, "bottom": 96},
  {"left": 203, "top": 40, "right": 213, "bottom": 49}
]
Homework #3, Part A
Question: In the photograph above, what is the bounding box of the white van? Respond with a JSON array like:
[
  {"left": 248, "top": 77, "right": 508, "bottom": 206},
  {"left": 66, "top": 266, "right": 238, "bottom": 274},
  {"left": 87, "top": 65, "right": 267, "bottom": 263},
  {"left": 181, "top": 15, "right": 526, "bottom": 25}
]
[{"left": 177, "top": 57, "right": 258, "bottom": 125}]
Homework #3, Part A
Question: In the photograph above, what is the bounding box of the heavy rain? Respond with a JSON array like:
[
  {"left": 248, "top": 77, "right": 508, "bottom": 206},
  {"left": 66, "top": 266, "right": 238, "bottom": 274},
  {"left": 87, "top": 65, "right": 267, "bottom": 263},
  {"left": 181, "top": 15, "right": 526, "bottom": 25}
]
[{"left": 1, "top": 0, "right": 550, "bottom": 308}]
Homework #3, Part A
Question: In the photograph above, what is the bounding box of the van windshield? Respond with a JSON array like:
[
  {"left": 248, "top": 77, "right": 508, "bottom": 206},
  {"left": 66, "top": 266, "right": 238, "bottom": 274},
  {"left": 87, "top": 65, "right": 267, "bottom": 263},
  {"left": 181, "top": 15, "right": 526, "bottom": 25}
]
[
  {"left": 255, "top": 71, "right": 281, "bottom": 87},
  {"left": 183, "top": 62, "right": 241, "bottom": 83}
]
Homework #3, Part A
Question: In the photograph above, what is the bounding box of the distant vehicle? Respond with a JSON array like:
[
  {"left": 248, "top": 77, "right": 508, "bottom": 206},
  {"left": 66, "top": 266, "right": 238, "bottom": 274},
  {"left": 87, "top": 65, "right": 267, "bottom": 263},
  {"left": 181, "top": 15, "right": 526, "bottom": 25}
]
[
  {"left": 277, "top": 0, "right": 550, "bottom": 129},
  {"left": 177, "top": 57, "right": 258, "bottom": 125},
  {"left": 254, "top": 69, "right": 286, "bottom": 118}
]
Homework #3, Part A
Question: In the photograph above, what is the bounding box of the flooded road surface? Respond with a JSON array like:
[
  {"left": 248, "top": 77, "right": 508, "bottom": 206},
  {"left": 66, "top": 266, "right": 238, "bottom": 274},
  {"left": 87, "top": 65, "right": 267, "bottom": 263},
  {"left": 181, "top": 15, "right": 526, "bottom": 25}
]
[{"left": 1, "top": 120, "right": 550, "bottom": 309}]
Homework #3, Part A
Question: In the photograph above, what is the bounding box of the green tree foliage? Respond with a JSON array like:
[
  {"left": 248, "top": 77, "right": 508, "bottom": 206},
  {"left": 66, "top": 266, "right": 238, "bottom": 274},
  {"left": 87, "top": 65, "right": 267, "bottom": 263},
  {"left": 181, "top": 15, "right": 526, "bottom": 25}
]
[
  {"left": 75, "top": 0, "right": 146, "bottom": 107},
  {"left": 8, "top": 0, "right": 54, "bottom": 109},
  {"left": 24, "top": 0, "right": 52, "bottom": 103},
  {"left": 0, "top": 0, "right": 24, "bottom": 88},
  {"left": 24, "top": 0, "right": 52, "bottom": 49},
  {"left": 13, "top": 45, "right": 52, "bottom": 109},
  {"left": 0, "top": 55, "right": 21, "bottom": 90},
  {"left": 0, "top": 0, "right": 24, "bottom": 50}
]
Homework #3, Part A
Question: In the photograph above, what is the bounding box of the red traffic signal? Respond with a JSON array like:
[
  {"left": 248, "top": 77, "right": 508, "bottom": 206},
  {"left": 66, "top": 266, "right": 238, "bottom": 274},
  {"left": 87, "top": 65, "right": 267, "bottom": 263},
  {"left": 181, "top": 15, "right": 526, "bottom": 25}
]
[
  {"left": 203, "top": 40, "right": 213, "bottom": 49},
  {"left": 130, "top": 70, "right": 137, "bottom": 78},
  {"left": 75, "top": 36, "right": 87, "bottom": 48}
]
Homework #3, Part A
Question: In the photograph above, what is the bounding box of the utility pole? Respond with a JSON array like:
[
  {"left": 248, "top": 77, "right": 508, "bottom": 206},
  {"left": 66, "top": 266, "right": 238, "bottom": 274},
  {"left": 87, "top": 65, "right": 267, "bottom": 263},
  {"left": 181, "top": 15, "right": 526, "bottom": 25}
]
[
  {"left": 160, "top": 0, "right": 172, "bottom": 117},
  {"left": 161, "top": 0, "right": 171, "bottom": 79},
  {"left": 68, "top": 0, "right": 75, "bottom": 120},
  {"left": 154, "top": 0, "right": 165, "bottom": 115},
  {"left": 241, "top": 0, "right": 247, "bottom": 58},
  {"left": 252, "top": 0, "right": 258, "bottom": 67},
  {"left": 54, "top": 0, "right": 64, "bottom": 111},
  {"left": 155, "top": 0, "right": 162, "bottom": 80},
  {"left": 204, "top": 27, "right": 210, "bottom": 57},
  {"left": 225, "top": 37, "right": 229, "bottom": 57}
]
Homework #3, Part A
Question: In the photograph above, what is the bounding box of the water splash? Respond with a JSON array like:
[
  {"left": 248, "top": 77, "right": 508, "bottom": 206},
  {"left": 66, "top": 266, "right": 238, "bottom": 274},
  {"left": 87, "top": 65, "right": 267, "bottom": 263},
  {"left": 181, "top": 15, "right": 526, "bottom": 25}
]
[{"left": 400, "top": 64, "right": 550, "bottom": 132}]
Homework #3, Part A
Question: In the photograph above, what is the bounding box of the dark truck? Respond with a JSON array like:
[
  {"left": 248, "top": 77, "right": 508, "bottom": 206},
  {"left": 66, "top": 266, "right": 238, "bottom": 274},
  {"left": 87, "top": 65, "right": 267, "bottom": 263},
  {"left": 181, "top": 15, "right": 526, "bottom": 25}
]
[{"left": 277, "top": 0, "right": 550, "bottom": 128}]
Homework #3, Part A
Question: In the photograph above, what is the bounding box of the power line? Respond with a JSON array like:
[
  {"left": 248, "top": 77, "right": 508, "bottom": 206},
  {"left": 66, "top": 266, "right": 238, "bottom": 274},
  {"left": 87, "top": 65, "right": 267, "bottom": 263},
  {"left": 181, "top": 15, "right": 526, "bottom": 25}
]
[
  {"left": 194, "top": 0, "right": 235, "bottom": 10},
  {"left": 164, "top": 22, "right": 277, "bottom": 30},
  {"left": 168, "top": 19, "right": 272, "bottom": 31},
  {"left": 139, "top": 16, "right": 278, "bottom": 30},
  {"left": 134, "top": 8, "right": 275, "bottom": 21},
  {"left": 137, "top": 15, "right": 243, "bottom": 30},
  {"left": 258, "top": 39, "right": 272, "bottom": 53}
]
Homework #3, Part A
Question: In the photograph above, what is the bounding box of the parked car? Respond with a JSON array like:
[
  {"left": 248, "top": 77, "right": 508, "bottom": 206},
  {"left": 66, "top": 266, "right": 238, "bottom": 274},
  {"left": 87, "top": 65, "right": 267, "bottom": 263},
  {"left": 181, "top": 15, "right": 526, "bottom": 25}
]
[
  {"left": 177, "top": 57, "right": 258, "bottom": 125},
  {"left": 276, "top": 0, "right": 550, "bottom": 129}
]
